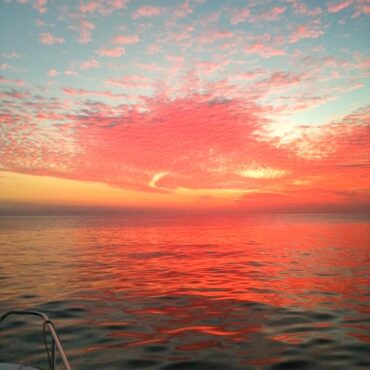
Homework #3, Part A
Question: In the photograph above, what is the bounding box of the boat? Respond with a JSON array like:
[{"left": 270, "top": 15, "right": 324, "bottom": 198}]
[{"left": 0, "top": 310, "right": 72, "bottom": 370}]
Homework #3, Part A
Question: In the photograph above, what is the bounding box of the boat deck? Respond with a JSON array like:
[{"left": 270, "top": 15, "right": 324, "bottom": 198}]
[{"left": 0, "top": 364, "right": 40, "bottom": 370}]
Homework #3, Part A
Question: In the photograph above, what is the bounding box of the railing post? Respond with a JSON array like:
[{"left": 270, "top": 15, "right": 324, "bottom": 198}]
[
  {"left": 51, "top": 337, "right": 56, "bottom": 370},
  {"left": 1, "top": 310, "right": 72, "bottom": 370}
]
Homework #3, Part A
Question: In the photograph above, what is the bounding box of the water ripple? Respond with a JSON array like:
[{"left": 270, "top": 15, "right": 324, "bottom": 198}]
[{"left": 0, "top": 214, "right": 369, "bottom": 369}]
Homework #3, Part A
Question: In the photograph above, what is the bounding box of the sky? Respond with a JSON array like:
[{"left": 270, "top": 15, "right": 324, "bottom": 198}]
[{"left": 0, "top": 0, "right": 369, "bottom": 214}]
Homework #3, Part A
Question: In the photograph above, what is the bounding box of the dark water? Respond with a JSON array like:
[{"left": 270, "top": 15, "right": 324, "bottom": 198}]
[{"left": 0, "top": 214, "right": 369, "bottom": 369}]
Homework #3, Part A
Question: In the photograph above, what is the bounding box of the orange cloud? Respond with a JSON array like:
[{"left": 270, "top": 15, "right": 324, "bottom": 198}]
[{"left": 0, "top": 81, "right": 368, "bottom": 212}]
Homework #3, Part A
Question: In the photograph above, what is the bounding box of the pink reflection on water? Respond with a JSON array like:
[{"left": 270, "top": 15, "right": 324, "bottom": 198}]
[
  {"left": 1, "top": 214, "right": 369, "bottom": 368},
  {"left": 71, "top": 215, "right": 370, "bottom": 310}
]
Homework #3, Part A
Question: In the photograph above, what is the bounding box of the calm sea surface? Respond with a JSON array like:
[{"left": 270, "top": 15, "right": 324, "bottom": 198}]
[{"left": 0, "top": 214, "right": 369, "bottom": 369}]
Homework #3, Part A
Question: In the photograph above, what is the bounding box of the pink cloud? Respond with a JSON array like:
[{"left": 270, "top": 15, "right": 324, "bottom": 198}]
[
  {"left": 294, "top": 107, "right": 370, "bottom": 166},
  {"left": 0, "top": 75, "right": 25, "bottom": 85},
  {"left": 1, "top": 84, "right": 369, "bottom": 211},
  {"left": 245, "top": 43, "right": 286, "bottom": 58},
  {"left": 106, "top": 75, "right": 153, "bottom": 89},
  {"left": 173, "top": 0, "right": 193, "bottom": 18},
  {"left": 112, "top": 0, "right": 126, "bottom": 9},
  {"left": 47, "top": 69, "right": 58, "bottom": 77},
  {"left": 132, "top": 5, "right": 161, "bottom": 19},
  {"left": 289, "top": 25, "right": 324, "bottom": 43},
  {"left": 78, "top": 19, "right": 95, "bottom": 43},
  {"left": 258, "top": 6, "right": 286, "bottom": 21},
  {"left": 261, "top": 71, "right": 302, "bottom": 88},
  {"left": 362, "top": 5, "right": 370, "bottom": 14},
  {"left": 351, "top": 2, "right": 370, "bottom": 17},
  {"left": 68, "top": 17, "right": 95, "bottom": 44},
  {"left": 39, "top": 32, "right": 65, "bottom": 45},
  {"left": 135, "top": 62, "right": 164, "bottom": 73},
  {"left": 33, "top": 0, "right": 47, "bottom": 13},
  {"left": 167, "top": 55, "right": 185, "bottom": 63},
  {"left": 0, "top": 64, "right": 13, "bottom": 70},
  {"left": 170, "top": 25, "right": 195, "bottom": 42},
  {"left": 199, "top": 30, "right": 233, "bottom": 44},
  {"left": 62, "top": 87, "right": 125, "bottom": 99},
  {"left": 112, "top": 34, "right": 140, "bottom": 45},
  {"left": 230, "top": 8, "right": 250, "bottom": 24},
  {"left": 203, "top": 11, "right": 221, "bottom": 23},
  {"left": 0, "top": 90, "right": 31, "bottom": 100},
  {"left": 147, "top": 44, "right": 161, "bottom": 55},
  {"left": 285, "top": 95, "right": 338, "bottom": 112},
  {"left": 80, "top": 1, "right": 99, "bottom": 13},
  {"left": 356, "top": 57, "right": 370, "bottom": 70},
  {"left": 65, "top": 95, "right": 282, "bottom": 191},
  {"left": 79, "top": 0, "right": 128, "bottom": 15},
  {"left": 64, "top": 70, "right": 78, "bottom": 76},
  {"left": 288, "top": 0, "right": 322, "bottom": 16},
  {"left": 97, "top": 46, "right": 125, "bottom": 57},
  {"left": 80, "top": 59, "right": 100, "bottom": 69},
  {"left": 36, "top": 19, "right": 47, "bottom": 27},
  {"left": 195, "top": 60, "right": 228, "bottom": 75},
  {"left": 230, "top": 71, "right": 263, "bottom": 81},
  {"left": 328, "top": 0, "right": 353, "bottom": 13}
]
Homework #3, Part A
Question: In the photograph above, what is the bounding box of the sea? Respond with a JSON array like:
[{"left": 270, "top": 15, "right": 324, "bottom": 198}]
[{"left": 0, "top": 214, "right": 369, "bottom": 369}]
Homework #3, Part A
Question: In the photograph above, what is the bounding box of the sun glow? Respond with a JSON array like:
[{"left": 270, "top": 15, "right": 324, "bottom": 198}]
[{"left": 239, "top": 165, "right": 288, "bottom": 179}]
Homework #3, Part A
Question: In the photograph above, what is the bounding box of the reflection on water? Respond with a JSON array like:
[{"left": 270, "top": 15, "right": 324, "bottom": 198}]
[{"left": 0, "top": 214, "right": 369, "bottom": 369}]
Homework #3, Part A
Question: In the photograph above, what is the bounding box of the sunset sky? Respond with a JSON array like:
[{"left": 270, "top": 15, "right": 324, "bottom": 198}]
[{"left": 0, "top": 0, "right": 369, "bottom": 214}]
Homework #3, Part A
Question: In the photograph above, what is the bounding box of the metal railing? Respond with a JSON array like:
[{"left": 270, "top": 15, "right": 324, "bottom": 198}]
[{"left": 0, "top": 310, "right": 72, "bottom": 370}]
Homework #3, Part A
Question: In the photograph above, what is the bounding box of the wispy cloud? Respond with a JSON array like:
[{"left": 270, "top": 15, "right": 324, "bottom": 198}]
[
  {"left": 79, "top": 0, "right": 128, "bottom": 15},
  {"left": 245, "top": 43, "right": 286, "bottom": 58},
  {"left": 289, "top": 24, "right": 324, "bottom": 43},
  {"left": 132, "top": 5, "right": 161, "bottom": 19},
  {"left": 47, "top": 69, "right": 58, "bottom": 77},
  {"left": 328, "top": 0, "right": 353, "bottom": 13},
  {"left": 34, "top": 0, "right": 47, "bottom": 13},
  {"left": 230, "top": 8, "right": 250, "bottom": 25},
  {"left": 96, "top": 46, "right": 125, "bottom": 57},
  {"left": 112, "top": 34, "right": 140, "bottom": 45},
  {"left": 80, "top": 59, "right": 100, "bottom": 69},
  {"left": 39, "top": 32, "right": 65, "bottom": 45}
]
